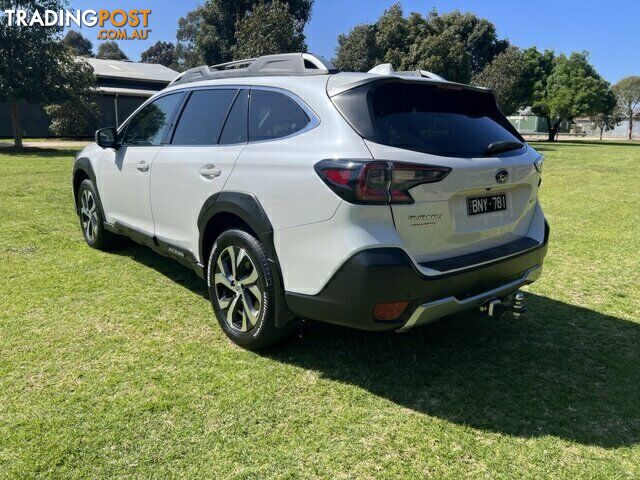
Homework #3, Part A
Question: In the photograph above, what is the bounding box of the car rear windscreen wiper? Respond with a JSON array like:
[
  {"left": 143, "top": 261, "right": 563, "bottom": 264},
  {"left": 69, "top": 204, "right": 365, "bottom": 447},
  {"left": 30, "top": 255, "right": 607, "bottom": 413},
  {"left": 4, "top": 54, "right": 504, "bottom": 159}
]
[{"left": 484, "top": 140, "right": 524, "bottom": 156}]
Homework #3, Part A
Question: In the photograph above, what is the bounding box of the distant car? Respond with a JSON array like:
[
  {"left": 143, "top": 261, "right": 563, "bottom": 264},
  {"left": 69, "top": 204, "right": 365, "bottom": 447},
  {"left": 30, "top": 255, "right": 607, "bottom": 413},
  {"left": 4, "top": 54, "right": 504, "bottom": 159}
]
[{"left": 72, "top": 53, "right": 549, "bottom": 349}]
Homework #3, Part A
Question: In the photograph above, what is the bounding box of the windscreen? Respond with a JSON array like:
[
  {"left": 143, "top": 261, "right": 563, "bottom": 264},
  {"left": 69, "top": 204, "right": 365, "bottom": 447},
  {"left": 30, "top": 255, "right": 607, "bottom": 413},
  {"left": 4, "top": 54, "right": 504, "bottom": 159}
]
[{"left": 332, "top": 81, "right": 525, "bottom": 157}]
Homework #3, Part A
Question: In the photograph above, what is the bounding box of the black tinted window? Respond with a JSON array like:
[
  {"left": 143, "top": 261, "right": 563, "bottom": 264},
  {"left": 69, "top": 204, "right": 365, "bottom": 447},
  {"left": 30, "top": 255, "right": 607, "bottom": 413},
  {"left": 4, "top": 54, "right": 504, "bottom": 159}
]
[
  {"left": 123, "top": 93, "right": 183, "bottom": 146},
  {"left": 172, "top": 89, "right": 237, "bottom": 145},
  {"left": 249, "top": 90, "right": 309, "bottom": 142},
  {"left": 219, "top": 90, "right": 248, "bottom": 145},
  {"left": 333, "top": 82, "right": 524, "bottom": 157}
]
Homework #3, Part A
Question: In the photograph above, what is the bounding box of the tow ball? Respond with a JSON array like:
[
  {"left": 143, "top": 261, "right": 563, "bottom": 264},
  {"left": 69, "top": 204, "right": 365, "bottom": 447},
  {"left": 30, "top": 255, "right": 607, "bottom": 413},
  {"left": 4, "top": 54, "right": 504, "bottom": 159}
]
[{"left": 479, "top": 291, "right": 526, "bottom": 319}]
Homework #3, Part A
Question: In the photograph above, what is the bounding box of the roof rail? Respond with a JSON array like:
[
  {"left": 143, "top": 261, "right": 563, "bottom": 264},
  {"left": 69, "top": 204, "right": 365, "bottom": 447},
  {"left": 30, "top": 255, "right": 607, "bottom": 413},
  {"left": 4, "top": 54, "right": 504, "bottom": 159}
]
[{"left": 169, "top": 53, "right": 338, "bottom": 86}]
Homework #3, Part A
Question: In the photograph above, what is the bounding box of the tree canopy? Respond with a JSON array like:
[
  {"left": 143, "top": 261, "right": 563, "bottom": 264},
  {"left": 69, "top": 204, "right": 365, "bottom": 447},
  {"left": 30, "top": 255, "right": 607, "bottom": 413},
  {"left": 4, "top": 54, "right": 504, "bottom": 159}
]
[
  {"left": 333, "top": 4, "right": 508, "bottom": 83},
  {"left": 472, "top": 47, "right": 527, "bottom": 115},
  {"left": 0, "top": 0, "right": 96, "bottom": 148},
  {"left": 141, "top": 41, "right": 178, "bottom": 70},
  {"left": 536, "top": 52, "right": 612, "bottom": 140},
  {"left": 613, "top": 76, "right": 640, "bottom": 140},
  {"left": 97, "top": 41, "right": 128, "bottom": 61},
  {"left": 62, "top": 30, "right": 93, "bottom": 57},
  {"left": 231, "top": 1, "right": 306, "bottom": 59},
  {"left": 176, "top": 0, "right": 313, "bottom": 68},
  {"left": 589, "top": 90, "right": 621, "bottom": 140}
]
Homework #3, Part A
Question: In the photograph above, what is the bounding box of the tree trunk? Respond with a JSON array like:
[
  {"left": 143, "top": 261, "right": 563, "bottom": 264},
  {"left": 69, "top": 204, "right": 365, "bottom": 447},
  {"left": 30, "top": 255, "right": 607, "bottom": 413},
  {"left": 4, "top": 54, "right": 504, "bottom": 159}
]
[
  {"left": 629, "top": 110, "right": 634, "bottom": 140},
  {"left": 9, "top": 102, "right": 23, "bottom": 149},
  {"left": 599, "top": 127, "right": 604, "bottom": 140},
  {"left": 548, "top": 119, "right": 562, "bottom": 142}
]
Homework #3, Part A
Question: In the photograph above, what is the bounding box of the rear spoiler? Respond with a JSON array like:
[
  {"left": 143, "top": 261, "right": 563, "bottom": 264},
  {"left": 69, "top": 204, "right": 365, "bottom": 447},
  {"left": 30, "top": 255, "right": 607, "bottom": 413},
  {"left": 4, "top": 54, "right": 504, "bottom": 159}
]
[{"left": 327, "top": 75, "right": 492, "bottom": 97}]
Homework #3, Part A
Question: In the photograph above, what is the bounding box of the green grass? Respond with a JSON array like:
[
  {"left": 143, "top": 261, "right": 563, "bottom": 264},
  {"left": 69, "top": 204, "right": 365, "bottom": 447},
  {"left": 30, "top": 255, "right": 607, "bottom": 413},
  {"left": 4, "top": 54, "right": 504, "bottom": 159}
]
[{"left": 1, "top": 141, "right": 639, "bottom": 479}]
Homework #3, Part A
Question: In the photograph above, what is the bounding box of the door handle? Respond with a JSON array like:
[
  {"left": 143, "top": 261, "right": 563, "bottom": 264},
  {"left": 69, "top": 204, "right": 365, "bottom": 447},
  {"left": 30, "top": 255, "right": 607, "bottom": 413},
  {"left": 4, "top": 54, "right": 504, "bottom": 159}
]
[
  {"left": 136, "top": 161, "right": 150, "bottom": 172},
  {"left": 200, "top": 164, "right": 222, "bottom": 179}
]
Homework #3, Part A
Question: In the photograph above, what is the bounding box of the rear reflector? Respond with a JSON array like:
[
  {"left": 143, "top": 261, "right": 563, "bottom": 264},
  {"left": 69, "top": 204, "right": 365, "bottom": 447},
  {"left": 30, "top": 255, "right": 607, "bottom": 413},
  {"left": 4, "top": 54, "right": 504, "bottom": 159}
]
[{"left": 374, "top": 301, "right": 409, "bottom": 321}]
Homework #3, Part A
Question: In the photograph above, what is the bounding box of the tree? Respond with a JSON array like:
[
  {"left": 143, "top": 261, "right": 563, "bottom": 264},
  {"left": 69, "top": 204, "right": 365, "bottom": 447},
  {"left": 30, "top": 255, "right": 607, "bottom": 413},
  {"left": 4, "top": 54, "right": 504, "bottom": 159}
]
[
  {"left": 589, "top": 89, "right": 621, "bottom": 140},
  {"left": 97, "top": 41, "right": 128, "bottom": 60},
  {"left": 521, "top": 47, "right": 555, "bottom": 105},
  {"left": 44, "top": 97, "right": 101, "bottom": 137},
  {"left": 537, "top": 52, "right": 612, "bottom": 141},
  {"left": 332, "top": 4, "right": 508, "bottom": 83},
  {"left": 176, "top": 9, "right": 204, "bottom": 70},
  {"left": 472, "top": 47, "right": 527, "bottom": 115},
  {"left": 404, "top": 30, "right": 470, "bottom": 83},
  {"left": 613, "top": 76, "right": 640, "bottom": 140},
  {"left": 62, "top": 30, "right": 93, "bottom": 57},
  {"left": 141, "top": 41, "right": 178, "bottom": 69},
  {"left": 232, "top": 1, "right": 306, "bottom": 58},
  {"left": 0, "top": 0, "right": 97, "bottom": 148},
  {"left": 176, "top": 0, "right": 313, "bottom": 68},
  {"left": 334, "top": 24, "right": 378, "bottom": 72},
  {"left": 425, "top": 9, "right": 508, "bottom": 75},
  {"left": 520, "top": 47, "right": 556, "bottom": 138}
]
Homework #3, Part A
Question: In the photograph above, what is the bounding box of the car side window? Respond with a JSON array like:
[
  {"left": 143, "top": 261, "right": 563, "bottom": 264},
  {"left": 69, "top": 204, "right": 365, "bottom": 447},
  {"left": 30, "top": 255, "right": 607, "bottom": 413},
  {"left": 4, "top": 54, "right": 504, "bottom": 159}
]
[
  {"left": 249, "top": 90, "right": 310, "bottom": 142},
  {"left": 172, "top": 89, "right": 238, "bottom": 145},
  {"left": 219, "top": 90, "right": 249, "bottom": 145},
  {"left": 122, "top": 93, "right": 183, "bottom": 146}
]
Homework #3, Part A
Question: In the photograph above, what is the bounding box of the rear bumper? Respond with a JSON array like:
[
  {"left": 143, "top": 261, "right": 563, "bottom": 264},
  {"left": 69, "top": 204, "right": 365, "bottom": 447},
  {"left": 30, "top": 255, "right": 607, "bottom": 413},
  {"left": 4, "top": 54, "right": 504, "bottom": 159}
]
[{"left": 285, "top": 222, "right": 549, "bottom": 331}]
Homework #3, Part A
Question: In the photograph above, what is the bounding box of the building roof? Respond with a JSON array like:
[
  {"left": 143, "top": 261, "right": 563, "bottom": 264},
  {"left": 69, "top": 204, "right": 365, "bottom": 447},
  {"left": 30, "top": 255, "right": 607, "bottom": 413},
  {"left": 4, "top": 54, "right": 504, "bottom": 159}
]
[{"left": 85, "top": 58, "right": 178, "bottom": 83}]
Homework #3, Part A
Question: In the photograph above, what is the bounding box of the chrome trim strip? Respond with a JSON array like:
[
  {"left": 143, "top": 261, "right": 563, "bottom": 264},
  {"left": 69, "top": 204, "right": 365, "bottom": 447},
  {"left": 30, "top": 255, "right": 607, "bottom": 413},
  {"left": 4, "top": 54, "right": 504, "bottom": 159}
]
[{"left": 397, "top": 265, "right": 542, "bottom": 332}]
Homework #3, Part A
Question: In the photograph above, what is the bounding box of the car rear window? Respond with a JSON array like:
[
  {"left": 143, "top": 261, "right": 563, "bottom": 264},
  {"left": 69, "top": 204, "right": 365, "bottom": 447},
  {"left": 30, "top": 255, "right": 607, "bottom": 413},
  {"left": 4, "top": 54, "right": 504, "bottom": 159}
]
[
  {"left": 332, "top": 81, "right": 524, "bottom": 157},
  {"left": 249, "top": 90, "right": 309, "bottom": 142}
]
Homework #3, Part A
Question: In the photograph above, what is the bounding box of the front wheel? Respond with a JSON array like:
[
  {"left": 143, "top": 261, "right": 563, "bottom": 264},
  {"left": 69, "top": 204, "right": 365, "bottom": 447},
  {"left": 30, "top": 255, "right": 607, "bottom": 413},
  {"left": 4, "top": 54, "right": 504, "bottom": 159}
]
[
  {"left": 77, "top": 179, "right": 117, "bottom": 250},
  {"left": 207, "top": 229, "right": 294, "bottom": 350}
]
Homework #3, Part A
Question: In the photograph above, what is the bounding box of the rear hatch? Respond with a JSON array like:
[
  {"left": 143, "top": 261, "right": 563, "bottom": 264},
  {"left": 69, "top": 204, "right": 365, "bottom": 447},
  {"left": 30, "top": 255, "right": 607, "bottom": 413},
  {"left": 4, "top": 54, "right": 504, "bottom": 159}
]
[{"left": 331, "top": 79, "right": 541, "bottom": 265}]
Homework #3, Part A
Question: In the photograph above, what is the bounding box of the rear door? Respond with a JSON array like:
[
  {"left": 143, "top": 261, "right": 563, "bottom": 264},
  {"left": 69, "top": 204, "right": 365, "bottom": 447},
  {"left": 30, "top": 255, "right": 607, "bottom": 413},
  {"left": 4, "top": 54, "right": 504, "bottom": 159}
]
[
  {"left": 150, "top": 88, "right": 248, "bottom": 258},
  {"left": 100, "top": 92, "right": 184, "bottom": 234},
  {"left": 332, "top": 81, "right": 541, "bottom": 263}
]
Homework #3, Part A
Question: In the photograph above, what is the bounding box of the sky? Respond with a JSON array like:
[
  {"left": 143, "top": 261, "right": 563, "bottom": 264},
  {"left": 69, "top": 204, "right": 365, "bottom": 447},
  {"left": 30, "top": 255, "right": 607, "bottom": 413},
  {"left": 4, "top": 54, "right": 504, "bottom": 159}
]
[{"left": 67, "top": 0, "right": 639, "bottom": 83}]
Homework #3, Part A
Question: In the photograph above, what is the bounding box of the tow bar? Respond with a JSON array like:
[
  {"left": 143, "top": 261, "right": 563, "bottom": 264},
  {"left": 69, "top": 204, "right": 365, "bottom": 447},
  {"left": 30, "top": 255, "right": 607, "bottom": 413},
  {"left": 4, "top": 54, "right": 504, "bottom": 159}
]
[{"left": 479, "top": 291, "right": 526, "bottom": 319}]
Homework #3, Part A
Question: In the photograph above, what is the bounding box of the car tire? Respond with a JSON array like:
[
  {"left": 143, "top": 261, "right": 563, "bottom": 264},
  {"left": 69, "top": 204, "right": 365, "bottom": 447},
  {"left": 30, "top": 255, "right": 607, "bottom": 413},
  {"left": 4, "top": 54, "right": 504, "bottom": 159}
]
[
  {"left": 77, "top": 179, "right": 118, "bottom": 250},
  {"left": 207, "top": 228, "right": 294, "bottom": 350}
]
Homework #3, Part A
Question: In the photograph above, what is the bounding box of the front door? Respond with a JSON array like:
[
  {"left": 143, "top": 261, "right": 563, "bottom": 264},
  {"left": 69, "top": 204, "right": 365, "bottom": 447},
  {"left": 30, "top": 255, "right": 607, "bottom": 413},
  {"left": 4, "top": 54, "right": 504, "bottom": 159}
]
[
  {"left": 99, "top": 92, "right": 184, "bottom": 234},
  {"left": 150, "top": 88, "right": 249, "bottom": 259}
]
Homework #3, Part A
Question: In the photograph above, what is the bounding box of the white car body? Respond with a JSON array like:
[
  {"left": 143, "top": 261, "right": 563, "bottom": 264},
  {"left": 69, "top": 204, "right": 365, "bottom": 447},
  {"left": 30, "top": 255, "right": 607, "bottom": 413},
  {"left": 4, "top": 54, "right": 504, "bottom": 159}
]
[{"left": 73, "top": 53, "right": 548, "bottom": 334}]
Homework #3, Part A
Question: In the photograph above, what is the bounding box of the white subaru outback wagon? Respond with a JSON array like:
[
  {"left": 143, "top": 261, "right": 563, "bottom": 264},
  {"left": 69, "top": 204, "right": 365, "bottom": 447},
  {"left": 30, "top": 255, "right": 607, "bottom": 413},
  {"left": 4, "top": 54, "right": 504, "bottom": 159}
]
[{"left": 73, "top": 53, "right": 549, "bottom": 349}]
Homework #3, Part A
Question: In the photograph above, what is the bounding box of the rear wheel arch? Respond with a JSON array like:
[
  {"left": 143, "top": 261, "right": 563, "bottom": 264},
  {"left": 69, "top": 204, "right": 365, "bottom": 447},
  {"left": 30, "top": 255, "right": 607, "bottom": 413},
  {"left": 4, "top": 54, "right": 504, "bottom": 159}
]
[
  {"left": 197, "top": 192, "right": 275, "bottom": 265},
  {"left": 198, "top": 192, "right": 295, "bottom": 327}
]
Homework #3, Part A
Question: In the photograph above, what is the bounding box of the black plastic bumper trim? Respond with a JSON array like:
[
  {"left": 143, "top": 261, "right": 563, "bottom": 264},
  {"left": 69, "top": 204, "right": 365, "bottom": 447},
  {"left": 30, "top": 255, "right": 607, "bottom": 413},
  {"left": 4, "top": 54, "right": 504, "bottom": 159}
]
[{"left": 420, "top": 236, "right": 540, "bottom": 272}]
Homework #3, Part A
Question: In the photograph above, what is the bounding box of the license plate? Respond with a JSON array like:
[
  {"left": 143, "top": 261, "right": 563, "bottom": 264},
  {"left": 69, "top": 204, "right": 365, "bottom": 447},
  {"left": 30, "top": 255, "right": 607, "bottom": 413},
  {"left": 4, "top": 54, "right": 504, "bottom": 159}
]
[{"left": 467, "top": 193, "right": 507, "bottom": 215}]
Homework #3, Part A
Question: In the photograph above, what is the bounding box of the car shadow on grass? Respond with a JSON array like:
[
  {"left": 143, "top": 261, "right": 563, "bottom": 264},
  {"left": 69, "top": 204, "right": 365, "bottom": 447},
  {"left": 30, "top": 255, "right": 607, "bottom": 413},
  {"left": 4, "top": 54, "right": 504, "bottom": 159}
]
[
  {"left": 106, "top": 245, "right": 639, "bottom": 448},
  {"left": 267, "top": 294, "right": 640, "bottom": 448},
  {"left": 111, "top": 242, "right": 209, "bottom": 299}
]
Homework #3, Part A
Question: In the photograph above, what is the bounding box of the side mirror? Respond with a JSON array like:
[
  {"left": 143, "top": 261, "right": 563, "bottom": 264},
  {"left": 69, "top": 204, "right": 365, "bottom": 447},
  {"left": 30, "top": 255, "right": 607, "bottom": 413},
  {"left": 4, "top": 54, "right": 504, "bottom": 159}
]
[{"left": 95, "top": 127, "right": 120, "bottom": 149}]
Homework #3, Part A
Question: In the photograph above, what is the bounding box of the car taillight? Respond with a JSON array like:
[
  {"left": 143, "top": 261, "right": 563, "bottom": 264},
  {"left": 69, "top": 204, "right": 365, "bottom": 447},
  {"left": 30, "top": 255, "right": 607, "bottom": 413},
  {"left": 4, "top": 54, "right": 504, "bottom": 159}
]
[{"left": 315, "top": 159, "right": 451, "bottom": 204}]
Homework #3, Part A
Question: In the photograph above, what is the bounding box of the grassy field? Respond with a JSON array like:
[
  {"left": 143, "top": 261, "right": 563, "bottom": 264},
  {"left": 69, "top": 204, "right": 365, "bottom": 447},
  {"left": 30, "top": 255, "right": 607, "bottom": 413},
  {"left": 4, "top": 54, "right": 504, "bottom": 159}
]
[{"left": 0, "top": 142, "right": 638, "bottom": 479}]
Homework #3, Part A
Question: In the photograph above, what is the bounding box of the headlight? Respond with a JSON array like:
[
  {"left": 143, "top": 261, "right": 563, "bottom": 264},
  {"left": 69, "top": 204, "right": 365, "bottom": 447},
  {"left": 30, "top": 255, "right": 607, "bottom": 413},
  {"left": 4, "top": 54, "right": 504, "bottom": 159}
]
[{"left": 534, "top": 155, "right": 544, "bottom": 173}]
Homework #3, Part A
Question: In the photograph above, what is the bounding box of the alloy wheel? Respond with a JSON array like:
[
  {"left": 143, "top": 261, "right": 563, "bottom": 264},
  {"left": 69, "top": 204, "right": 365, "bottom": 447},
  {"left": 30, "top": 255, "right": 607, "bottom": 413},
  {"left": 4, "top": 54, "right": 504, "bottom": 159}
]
[
  {"left": 213, "top": 246, "right": 263, "bottom": 333},
  {"left": 80, "top": 189, "right": 98, "bottom": 242}
]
